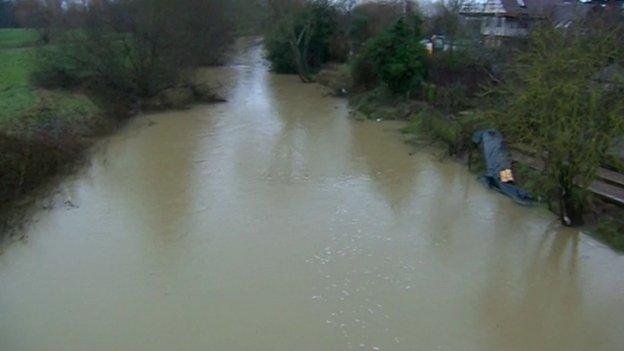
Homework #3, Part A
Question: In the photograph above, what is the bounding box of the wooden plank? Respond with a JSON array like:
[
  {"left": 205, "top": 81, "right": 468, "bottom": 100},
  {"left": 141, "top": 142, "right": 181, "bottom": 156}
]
[
  {"left": 508, "top": 150, "right": 624, "bottom": 205},
  {"left": 597, "top": 168, "right": 624, "bottom": 187},
  {"left": 589, "top": 180, "right": 624, "bottom": 204}
]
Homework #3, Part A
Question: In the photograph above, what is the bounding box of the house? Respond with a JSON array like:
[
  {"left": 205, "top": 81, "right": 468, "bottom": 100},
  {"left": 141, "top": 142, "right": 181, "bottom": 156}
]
[
  {"left": 460, "top": 0, "right": 564, "bottom": 46},
  {"left": 592, "top": 63, "right": 624, "bottom": 91},
  {"left": 553, "top": 0, "right": 624, "bottom": 29}
]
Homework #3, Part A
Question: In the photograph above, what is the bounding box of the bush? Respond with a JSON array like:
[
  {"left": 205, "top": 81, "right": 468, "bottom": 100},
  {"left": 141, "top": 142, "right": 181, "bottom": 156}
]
[
  {"left": 32, "top": 0, "right": 235, "bottom": 104},
  {"left": 405, "top": 108, "right": 488, "bottom": 155},
  {"left": 422, "top": 109, "right": 461, "bottom": 150},
  {"left": 315, "top": 64, "right": 352, "bottom": 96},
  {"left": 265, "top": 34, "right": 299, "bottom": 74},
  {"left": 355, "top": 17, "right": 427, "bottom": 95},
  {"left": 0, "top": 133, "right": 83, "bottom": 217},
  {"left": 350, "top": 55, "right": 379, "bottom": 91},
  {"left": 31, "top": 46, "right": 87, "bottom": 89},
  {"left": 2, "top": 90, "right": 103, "bottom": 141},
  {"left": 422, "top": 82, "right": 470, "bottom": 113},
  {"left": 350, "top": 86, "right": 426, "bottom": 120},
  {"left": 348, "top": 2, "right": 404, "bottom": 52},
  {"left": 265, "top": 0, "right": 343, "bottom": 75},
  {"left": 428, "top": 50, "right": 490, "bottom": 94},
  {"left": 491, "top": 25, "right": 624, "bottom": 226}
]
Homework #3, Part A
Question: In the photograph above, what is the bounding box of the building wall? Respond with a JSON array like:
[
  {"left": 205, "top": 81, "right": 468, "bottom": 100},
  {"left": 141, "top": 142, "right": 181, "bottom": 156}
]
[{"left": 480, "top": 16, "right": 529, "bottom": 37}]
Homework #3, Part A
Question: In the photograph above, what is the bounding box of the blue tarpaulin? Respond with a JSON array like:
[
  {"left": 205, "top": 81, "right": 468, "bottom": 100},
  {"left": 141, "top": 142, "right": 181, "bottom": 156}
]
[{"left": 473, "top": 130, "right": 534, "bottom": 205}]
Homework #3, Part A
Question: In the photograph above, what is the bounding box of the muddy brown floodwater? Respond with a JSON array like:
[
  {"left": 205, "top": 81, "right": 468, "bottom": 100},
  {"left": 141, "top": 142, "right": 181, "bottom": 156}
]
[{"left": 1, "top": 43, "right": 624, "bottom": 351}]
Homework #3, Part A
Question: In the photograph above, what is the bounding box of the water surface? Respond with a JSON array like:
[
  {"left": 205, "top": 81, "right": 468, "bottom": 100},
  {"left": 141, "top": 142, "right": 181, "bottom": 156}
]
[{"left": 1, "top": 43, "right": 623, "bottom": 351}]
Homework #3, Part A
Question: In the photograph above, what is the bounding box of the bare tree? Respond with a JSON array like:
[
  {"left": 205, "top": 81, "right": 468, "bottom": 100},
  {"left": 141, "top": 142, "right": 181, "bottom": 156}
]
[
  {"left": 14, "top": 0, "right": 63, "bottom": 43},
  {"left": 267, "top": 0, "right": 317, "bottom": 82},
  {"left": 428, "top": 0, "right": 463, "bottom": 51},
  {"left": 492, "top": 23, "right": 624, "bottom": 226}
]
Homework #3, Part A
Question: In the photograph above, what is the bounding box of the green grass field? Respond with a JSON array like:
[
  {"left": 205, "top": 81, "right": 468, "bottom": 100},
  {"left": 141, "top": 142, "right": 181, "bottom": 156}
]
[
  {"left": 0, "top": 28, "right": 100, "bottom": 129},
  {"left": 0, "top": 47, "right": 34, "bottom": 87},
  {"left": 0, "top": 28, "right": 40, "bottom": 49},
  {"left": 0, "top": 29, "right": 39, "bottom": 125},
  {"left": 0, "top": 47, "right": 38, "bottom": 124}
]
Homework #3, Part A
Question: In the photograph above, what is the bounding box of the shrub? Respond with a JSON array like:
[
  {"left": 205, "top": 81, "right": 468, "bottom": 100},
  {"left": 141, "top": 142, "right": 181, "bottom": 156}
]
[
  {"left": 350, "top": 54, "right": 379, "bottom": 91},
  {"left": 355, "top": 17, "right": 427, "bottom": 95},
  {"left": 428, "top": 50, "right": 491, "bottom": 94},
  {"left": 31, "top": 45, "right": 87, "bottom": 89},
  {"left": 265, "top": 33, "right": 299, "bottom": 74},
  {"left": 405, "top": 108, "right": 488, "bottom": 155},
  {"left": 422, "top": 82, "right": 469, "bottom": 113},
  {"left": 265, "top": 0, "right": 342, "bottom": 76},
  {"left": 348, "top": 1, "right": 404, "bottom": 52},
  {"left": 0, "top": 133, "right": 83, "bottom": 217},
  {"left": 491, "top": 25, "right": 624, "bottom": 226},
  {"left": 400, "top": 117, "right": 422, "bottom": 135},
  {"left": 32, "top": 0, "right": 235, "bottom": 104},
  {"left": 422, "top": 109, "right": 461, "bottom": 150}
]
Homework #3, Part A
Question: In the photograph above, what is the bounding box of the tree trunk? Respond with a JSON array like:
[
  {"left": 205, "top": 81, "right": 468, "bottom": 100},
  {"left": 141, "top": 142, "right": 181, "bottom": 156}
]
[
  {"left": 288, "top": 41, "right": 312, "bottom": 83},
  {"left": 289, "top": 21, "right": 314, "bottom": 83},
  {"left": 39, "top": 28, "right": 51, "bottom": 44},
  {"left": 559, "top": 185, "right": 584, "bottom": 227}
]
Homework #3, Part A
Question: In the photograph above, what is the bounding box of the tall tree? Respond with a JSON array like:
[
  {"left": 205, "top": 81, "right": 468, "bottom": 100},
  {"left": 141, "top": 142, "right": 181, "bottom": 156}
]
[
  {"left": 267, "top": 0, "right": 317, "bottom": 82},
  {"left": 428, "top": 0, "right": 463, "bottom": 51},
  {"left": 492, "top": 23, "right": 624, "bottom": 226}
]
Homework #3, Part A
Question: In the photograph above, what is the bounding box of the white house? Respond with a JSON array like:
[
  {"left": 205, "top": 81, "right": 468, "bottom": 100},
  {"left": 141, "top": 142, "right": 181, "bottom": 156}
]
[{"left": 460, "top": 0, "right": 564, "bottom": 46}]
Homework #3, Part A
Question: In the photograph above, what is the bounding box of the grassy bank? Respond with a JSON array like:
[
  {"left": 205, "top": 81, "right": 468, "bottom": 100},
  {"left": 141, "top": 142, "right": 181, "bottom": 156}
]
[
  {"left": 360, "top": 93, "right": 624, "bottom": 251},
  {"left": 0, "top": 47, "right": 36, "bottom": 125},
  {"left": 0, "top": 29, "right": 107, "bottom": 234},
  {"left": 0, "top": 30, "right": 40, "bottom": 126},
  {"left": 0, "top": 29, "right": 39, "bottom": 49},
  {"left": 0, "top": 27, "right": 228, "bottom": 236},
  {"left": 0, "top": 29, "right": 101, "bottom": 126}
]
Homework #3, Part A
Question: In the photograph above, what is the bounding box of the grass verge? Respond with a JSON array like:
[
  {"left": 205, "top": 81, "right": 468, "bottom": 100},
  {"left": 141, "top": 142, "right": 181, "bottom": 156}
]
[
  {"left": 0, "top": 29, "right": 40, "bottom": 49},
  {"left": 0, "top": 29, "right": 107, "bottom": 237}
]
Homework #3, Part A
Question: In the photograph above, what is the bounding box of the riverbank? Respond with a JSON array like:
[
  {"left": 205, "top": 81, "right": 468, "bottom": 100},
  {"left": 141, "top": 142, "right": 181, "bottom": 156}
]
[
  {"left": 0, "top": 29, "right": 107, "bottom": 234},
  {"left": 2, "top": 42, "right": 624, "bottom": 351},
  {"left": 315, "top": 63, "right": 624, "bottom": 251},
  {"left": 0, "top": 28, "right": 225, "bottom": 237}
]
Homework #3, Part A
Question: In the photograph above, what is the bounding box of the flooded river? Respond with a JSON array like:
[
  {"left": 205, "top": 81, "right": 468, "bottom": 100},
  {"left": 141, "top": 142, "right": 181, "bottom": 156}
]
[{"left": 1, "top": 43, "right": 624, "bottom": 351}]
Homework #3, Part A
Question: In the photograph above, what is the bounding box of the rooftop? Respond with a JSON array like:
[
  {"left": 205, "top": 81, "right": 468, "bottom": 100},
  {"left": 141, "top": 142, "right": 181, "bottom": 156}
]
[{"left": 460, "top": 0, "right": 565, "bottom": 17}]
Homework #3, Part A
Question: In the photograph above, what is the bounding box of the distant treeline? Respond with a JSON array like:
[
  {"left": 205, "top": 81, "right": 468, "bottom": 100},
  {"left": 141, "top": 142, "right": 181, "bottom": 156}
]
[
  {"left": 0, "top": 1, "right": 17, "bottom": 28},
  {"left": 0, "top": 0, "right": 267, "bottom": 31}
]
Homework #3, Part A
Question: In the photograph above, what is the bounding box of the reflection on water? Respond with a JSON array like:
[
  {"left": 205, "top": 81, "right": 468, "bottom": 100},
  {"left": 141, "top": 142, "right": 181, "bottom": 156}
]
[{"left": 0, "top": 43, "right": 623, "bottom": 351}]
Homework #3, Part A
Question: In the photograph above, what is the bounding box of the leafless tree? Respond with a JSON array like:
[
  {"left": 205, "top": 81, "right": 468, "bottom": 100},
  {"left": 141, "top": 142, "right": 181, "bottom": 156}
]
[{"left": 267, "top": 0, "right": 317, "bottom": 82}]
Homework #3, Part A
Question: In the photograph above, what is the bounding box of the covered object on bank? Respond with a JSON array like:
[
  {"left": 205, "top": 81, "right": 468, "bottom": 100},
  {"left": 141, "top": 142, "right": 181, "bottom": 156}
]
[{"left": 472, "top": 130, "right": 533, "bottom": 205}]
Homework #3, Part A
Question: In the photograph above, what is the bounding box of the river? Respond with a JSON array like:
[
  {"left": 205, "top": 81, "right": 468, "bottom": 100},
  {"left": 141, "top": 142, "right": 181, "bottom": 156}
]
[{"left": 1, "top": 42, "right": 623, "bottom": 351}]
